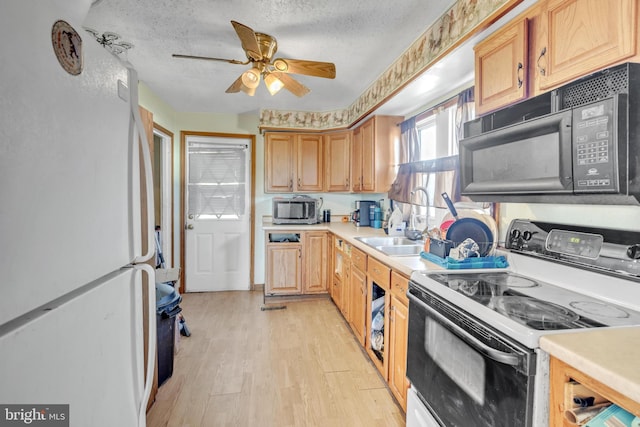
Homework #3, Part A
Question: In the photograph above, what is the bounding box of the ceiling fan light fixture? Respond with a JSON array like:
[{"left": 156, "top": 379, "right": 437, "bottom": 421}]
[
  {"left": 264, "top": 73, "right": 284, "bottom": 95},
  {"left": 241, "top": 68, "right": 260, "bottom": 89}
]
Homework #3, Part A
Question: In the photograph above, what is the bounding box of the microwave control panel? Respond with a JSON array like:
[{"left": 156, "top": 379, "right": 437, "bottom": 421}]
[{"left": 572, "top": 97, "right": 619, "bottom": 193}]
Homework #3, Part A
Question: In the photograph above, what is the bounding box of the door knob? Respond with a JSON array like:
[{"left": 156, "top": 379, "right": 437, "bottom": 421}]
[
  {"left": 186, "top": 224, "right": 194, "bottom": 230},
  {"left": 188, "top": 214, "right": 194, "bottom": 219}
]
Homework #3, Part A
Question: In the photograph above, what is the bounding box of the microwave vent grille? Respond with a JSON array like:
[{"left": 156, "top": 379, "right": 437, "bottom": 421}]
[{"left": 559, "top": 67, "right": 629, "bottom": 109}]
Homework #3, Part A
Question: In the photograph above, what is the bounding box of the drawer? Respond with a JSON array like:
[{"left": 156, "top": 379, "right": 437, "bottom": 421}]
[
  {"left": 351, "top": 247, "right": 367, "bottom": 272},
  {"left": 368, "top": 257, "right": 390, "bottom": 289},
  {"left": 390, "top": 271, "right": 409, "bottom": 304}
]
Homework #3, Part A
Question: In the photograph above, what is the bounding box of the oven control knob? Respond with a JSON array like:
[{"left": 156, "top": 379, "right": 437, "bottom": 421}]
[
  {"left": 522, "top": 231, "right": 533, "bottom": 241},
  {"left": 627, "top": 244, "right": 640, "bottom": 259},
  {"left": 511, "top": 229, "right": 521, "bottom": 239}
]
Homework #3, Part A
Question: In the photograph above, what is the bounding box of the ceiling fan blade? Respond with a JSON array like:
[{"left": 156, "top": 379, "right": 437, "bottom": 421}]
[
  {"left": 172, "top": 54, "right": 249, "bottom": 65},
  {"left": 272, "top": 58, "right": 336, "bottom": 79},
  {"left": 225, "top": 75, "right": 257, "bottom": 96},
  {"left": 225, "top": 75, "right": 244, "bottom": 93},
  {"left": 231, "top": 20, "right": 263, "bottom": 61},
  {"left": 271, "top": 72, "right": 310, "bottom": 97}
]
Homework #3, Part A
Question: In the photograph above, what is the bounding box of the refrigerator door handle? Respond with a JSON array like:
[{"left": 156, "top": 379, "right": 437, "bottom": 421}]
[
  {"left": 134, "top": 262, "right": 156, "bottom": 426},
  {"left": 128, "top": 67, "right": 156, "bottom": 265}
]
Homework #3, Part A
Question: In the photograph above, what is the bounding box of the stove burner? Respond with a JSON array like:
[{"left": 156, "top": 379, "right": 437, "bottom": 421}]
[
  {"left": 569, "top": 301, "right": 630, "bottom": 318},
  {"left": 491, "top": 296, "right": 580, "bottom": 329},
  {"left": 482, "top": 274, "right": 538, "bottom": 288}
]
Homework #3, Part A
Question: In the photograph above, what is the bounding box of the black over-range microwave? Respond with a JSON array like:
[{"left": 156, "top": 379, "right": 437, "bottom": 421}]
[{"left": 460, "top": 62, "right": 640, "bottom": 205}]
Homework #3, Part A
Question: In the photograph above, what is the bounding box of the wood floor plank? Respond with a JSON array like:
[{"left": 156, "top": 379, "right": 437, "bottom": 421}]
[{"left": 147, "top": 291, "right": 404, "bottom": 427}]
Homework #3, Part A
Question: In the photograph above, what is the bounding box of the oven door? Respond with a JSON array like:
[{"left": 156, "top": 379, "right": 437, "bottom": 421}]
[{"left": 407, "top": 284, "right": 535, "bottom": 427}]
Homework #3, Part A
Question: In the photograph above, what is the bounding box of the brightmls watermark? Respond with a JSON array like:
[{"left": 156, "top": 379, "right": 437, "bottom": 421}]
[{"left": 0, "top": 405, "right": 68, "bottom": 426}]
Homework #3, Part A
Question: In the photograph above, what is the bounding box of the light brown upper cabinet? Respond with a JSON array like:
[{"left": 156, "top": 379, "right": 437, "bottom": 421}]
[
  {"left": 474, "top": 18, "right": 529, "bottom": 115},
  {"left": 264, "top": 132, "right": 323, "bottom": 193},
  {"left": 474, "top": 0, "right": 640, "bottom": 114},
  {"left": 324, "top": 130, "right": 352, "bottom": 192},
  {"left": 351, "top": 115, "right": 401, "bottom": 193},
  {"left": 296, "top": 133, "right": 324, "bottom": 191},
  {"left": 535, "top": 0, "right": 638, "bottom": 92}
]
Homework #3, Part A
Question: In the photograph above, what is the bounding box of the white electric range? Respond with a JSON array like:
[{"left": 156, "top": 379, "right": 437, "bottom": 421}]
[{"left": 406, "top": 219, "right": 640, "bottom": 427}]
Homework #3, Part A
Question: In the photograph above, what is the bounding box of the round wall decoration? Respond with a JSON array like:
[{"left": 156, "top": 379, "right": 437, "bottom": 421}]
[{"left": 51, "top": 20, "right": 83, "bottom": 75}]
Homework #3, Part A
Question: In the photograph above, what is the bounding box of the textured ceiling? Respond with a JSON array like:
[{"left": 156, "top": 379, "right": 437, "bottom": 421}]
[{"left": 83, "top": 0, "right": 461, "bottom": 116}]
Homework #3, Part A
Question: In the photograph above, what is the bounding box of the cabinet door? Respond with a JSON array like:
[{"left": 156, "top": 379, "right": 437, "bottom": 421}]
[
  {"left": 360, "top": 119, "right": 376, "bottom": 192},
  {"left": 265, "top": 133, "right": 294, "bottom": 192},
  {"left": 341, "top": 258, "right": 351, "bottom": 318},
  {"left": 349, "top": 266, "right": 367, "bottom": 346},
  {"left": 265, "top": 244, "right": 302, "bottom": 295},
  {"left": 303, "top": 231, "right": 328, "bottom": 293},
  {"left": 325, "top": 131, "right": 352, "bottom": 191},
  {"left": 296, "top": 133, "right": 323, "bottom": 191},
  {"left": 537, "top": 0, "right": 637, "bottom": 91},
  {"left": 475, "top": 18, "right": 528, "bottom": 115},
  {"left": 389, "top": 295, "right": 409, "bottom": 412},
  {"left": 351, "top": 128, "right": 363, "bottom": 192}
]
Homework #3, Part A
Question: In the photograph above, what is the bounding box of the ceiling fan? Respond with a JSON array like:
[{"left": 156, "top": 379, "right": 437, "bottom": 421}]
[{"left": 172, "top": 20, "right": 336, "bottom": 97}]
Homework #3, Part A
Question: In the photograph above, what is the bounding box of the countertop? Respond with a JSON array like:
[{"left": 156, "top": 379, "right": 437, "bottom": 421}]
[
  {"left": 540, "top": 327, "right": 640, "bottom": 404},
  {"left": 262, "top": 219, "right": 442, "bottom": 277}
]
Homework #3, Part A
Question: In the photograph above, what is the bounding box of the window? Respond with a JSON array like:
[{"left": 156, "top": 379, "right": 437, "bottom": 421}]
[
  {"left": 187, "top": 141, "right": 247, "bottom": 220},
  {"left": 415, "top": 102, "right": 458, "bottom": 161}
]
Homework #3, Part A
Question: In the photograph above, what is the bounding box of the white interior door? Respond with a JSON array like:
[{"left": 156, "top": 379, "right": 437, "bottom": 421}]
[{"left": 185, "top": 135, "right": 251, "bottom": 292}]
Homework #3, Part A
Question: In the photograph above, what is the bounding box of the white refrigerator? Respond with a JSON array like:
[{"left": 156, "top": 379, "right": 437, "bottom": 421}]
[{"left": 0, "top": 1, "right": 156, "bottom": 426}]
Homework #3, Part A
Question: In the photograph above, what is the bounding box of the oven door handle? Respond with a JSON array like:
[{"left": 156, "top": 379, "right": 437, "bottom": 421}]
[{"left": 408, "top": 292, "right": 521, "bottom": 367}]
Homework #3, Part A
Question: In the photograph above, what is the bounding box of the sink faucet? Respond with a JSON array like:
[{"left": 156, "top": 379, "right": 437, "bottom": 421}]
[{"left": 409, "top": 186, "right": 430, "bottom": 234}]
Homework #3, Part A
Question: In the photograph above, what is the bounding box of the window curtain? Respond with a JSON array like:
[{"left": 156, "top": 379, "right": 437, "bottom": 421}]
[
  {"left": 455, "top": 87, "right": 475, "bottom": 151},
  {"left": 453, "top": 87, "right": 475, "bottom": 202},
  {"left": 388, "top": 117, "right": 420, "bottom": 203},
  {"left": 399, "top": 116, "right": 420, "bottom": 163}
]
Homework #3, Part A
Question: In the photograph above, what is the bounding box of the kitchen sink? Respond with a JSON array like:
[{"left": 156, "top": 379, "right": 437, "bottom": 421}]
[
  {"left": 354, "top": 236, "right": 420, "bottom": 247},
  {"left": 354, "top": 236, "right": 423, "bottom": 257},
  {"left": 376, "top": 245, "right": 423, "bottom": 256}
]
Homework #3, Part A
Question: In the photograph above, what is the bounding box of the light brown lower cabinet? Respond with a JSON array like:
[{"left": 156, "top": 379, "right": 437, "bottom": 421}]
[
  {"left": 549, "top": 356, "right": 640, "bottom": 426},
  {"left": 303, "top": 231, "right": 329, "bottom": 294},
  {"left": 265, "top": 231, "right": 329, "bottom": 296},
  {"left": 388, "top": 272, "right": 410, "bottom": 412},
  {"left": 265, "top": 242, "right": 302, "bottom": 295}
]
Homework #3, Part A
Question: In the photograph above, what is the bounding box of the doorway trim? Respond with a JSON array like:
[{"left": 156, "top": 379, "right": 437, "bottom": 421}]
[
  {"left": 180, "top": 131, "right": 256, "bottom": 293},
  {"left": 153, "top": 123, "right": 174, "bottom": 268}
]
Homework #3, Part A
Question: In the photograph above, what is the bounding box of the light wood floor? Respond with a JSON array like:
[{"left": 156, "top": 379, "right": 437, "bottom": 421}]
[{"left": 146, "top": 291, "right": 406, "bottom": 427}]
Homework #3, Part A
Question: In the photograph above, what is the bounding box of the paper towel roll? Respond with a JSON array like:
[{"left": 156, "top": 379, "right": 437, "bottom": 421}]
[{"left": 564, "top": 403, "right": 611, "bottom": 425}]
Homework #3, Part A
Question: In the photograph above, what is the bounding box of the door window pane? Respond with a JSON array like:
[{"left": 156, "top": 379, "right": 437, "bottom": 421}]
[{"left": 188, "top": 142, "right": 247, "bottom": 219}]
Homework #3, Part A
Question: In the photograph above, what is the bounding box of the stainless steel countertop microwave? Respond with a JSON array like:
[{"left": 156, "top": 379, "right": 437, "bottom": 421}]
[
  {"left": 272, "top": 196, "right": 319, "bottom": 225},
  {"left": 460, "top": 62, "right": 640, "bottom": 205}
]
